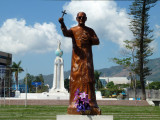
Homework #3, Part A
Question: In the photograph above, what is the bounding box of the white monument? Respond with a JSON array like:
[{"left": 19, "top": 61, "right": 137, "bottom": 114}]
[
  {"left": 49, "top": 40, "right": 68, "bottom": 93},
  {"left": 15, "top": 41, "right": 69, "bottom": 99}
]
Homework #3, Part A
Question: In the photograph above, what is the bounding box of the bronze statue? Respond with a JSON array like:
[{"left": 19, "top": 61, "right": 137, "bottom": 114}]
[{"left": 59, "top": 11, "right": 101, "bottom": 115}]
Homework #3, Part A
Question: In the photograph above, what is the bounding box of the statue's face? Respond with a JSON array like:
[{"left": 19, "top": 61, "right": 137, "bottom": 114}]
[{"left": 76, "top": 12, "right": 87, "bottom": 26}]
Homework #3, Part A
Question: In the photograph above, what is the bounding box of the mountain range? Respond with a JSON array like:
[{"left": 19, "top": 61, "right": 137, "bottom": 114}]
[{"left": 43, "top": 57, "right": 160, "bottom": 88}]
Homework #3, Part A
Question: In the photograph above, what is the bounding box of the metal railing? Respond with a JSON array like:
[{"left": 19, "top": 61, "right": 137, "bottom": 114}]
[{"left": 0, "top": 67, "right": 27, "bottom": 107}]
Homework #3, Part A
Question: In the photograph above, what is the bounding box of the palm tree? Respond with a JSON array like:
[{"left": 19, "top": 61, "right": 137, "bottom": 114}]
[
  {"left": 12, "top": 61, "right": 24, "bottom": 90},
  {"left": 94, "top": 71, "right": 102, "bottom": 90}
]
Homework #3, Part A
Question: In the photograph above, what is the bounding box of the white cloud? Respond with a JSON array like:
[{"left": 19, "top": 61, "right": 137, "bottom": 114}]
[
  {"left": 0, "top": 1, "right": 133, "bottom": 55},
  {"left": 151, "top": 24, "right": 160, "bottom": 52},
  {"left": 155, "top": 24, "right": 160, "bottom": 38},
  {"left": 150, "top": 40, "right": 158, "bottom": 52},
  {"left": 63, "top": 0, "right": 133, "bottom": 48},
  {"left": 0, "top": 18, "right": 72, "bottom": 55}
]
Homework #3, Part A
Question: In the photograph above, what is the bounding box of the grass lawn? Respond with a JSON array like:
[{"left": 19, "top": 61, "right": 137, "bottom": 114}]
[{"left": 0, "top": 105, "right": 159, "bottom": 120}]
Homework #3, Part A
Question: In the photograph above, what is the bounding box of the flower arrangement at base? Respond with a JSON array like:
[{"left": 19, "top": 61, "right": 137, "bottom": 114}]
[{"left": 74, "top": 89, "right": 91, "bottom": 114}]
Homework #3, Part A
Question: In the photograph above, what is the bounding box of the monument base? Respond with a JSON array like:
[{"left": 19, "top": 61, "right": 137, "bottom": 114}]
[
  {"left": 15, "top": 90, "right": 20, "bottom": 98},
  {"left": 96, "top": 91, "right": 102, "bottom": 100},
  {"left": 49, "top": 88, "right": 68, "bottom": 93},
  {"left": 57, "top": 115, "right": 113, "bottom": 120}
]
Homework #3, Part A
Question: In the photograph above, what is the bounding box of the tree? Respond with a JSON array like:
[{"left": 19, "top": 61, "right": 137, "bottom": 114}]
[
  {"left": 106, "top": 81, "right": 114, "bottom": 89},
  {"left": 148, "top": 81, "right": 160, "bottom": 90},
  {"left": 34, "top": 74, "right": 45, "bottom": 92},
  {"left": 118, "top": 84, "right": 130, "bottom": 89},
  {"left": 129, "top": 0, "right": 158, "bottom": 100},
  {"left": 12, "top": 61, "right": 24, "bottom": 90},
  {"left": 94, "top": 71, "right": 103, "bottom": 90},
  {"left": 64, "top": 78, "right": 69, "bottom": 92},
  {"left": 23, "top": 73, "right": 35, "bottom": 92},
  {"left": 23, "top": 74, "right": 48, "bottom": 93},
  {"left": 106, "top": 81, "right": 123, "bottom": 97},
  {"left": 136, "top": 80, "right": 142, "bottom": 89},
  {"left": 112, "top": 40, "right": 137, "bottom": 98}
]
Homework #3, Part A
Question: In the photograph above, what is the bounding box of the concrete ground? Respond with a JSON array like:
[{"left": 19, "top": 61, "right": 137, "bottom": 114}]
[{"left": 0, "top": 99, "right": 149, "bottom": 106}]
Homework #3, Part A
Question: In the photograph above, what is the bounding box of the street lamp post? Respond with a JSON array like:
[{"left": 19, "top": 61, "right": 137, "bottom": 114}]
[{"left": 25, "top": 71, "right": 27, "bottom": 107}]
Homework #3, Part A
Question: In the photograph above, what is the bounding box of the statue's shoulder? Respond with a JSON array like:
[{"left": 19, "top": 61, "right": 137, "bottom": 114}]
[
  {"left": 70, "top": 26, "right": 78, "bottom": 30},
  {"left": 70, "top": 26, "right": 79, "bottom": 33},
  {"left": 85, "top": 26, "right": 95, "bottom": 32},
  {"left": 86, "top": 26, "right": 94, "bottom": 31}
]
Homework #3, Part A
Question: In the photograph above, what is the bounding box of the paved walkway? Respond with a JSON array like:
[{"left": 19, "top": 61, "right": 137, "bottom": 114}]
[{"left": 0, "top": 99, "right": 149, "bottom": 106}]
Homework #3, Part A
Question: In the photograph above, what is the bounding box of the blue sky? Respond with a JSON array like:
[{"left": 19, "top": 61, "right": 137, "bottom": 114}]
[{"left": 0, "top": 0, "right": 160, "bottom": 79}]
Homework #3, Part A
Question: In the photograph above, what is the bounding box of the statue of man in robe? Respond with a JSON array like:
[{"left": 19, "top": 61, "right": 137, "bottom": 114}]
[{"left": 59, "top": 12, "right": 101, "bottom": 115}]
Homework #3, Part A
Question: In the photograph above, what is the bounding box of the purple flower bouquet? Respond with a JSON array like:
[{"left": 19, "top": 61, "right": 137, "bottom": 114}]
[{"left": 74, "top": 89, "right": 91, "bottom": 114}]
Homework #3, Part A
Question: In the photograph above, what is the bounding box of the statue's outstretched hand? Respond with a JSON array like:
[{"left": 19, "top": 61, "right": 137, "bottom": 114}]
[{"left": 58, "top": 17, "right": 64, "bottom": 24}]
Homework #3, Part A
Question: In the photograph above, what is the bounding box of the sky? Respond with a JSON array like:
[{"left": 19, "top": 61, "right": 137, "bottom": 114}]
[{"left": 0, "top": 0, "right": 160, "bottom": 79}]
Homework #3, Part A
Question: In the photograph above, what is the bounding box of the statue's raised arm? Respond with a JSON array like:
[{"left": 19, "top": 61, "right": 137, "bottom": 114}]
[{"left": 58, "top": 10, "right": 73, "bottom": 37}]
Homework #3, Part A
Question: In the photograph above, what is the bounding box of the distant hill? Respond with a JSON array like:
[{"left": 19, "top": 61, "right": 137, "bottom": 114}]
[
  {"left": 146, "top": 58, "right": 160, "bottom": 81},
  {"left": 43, "top": 71, "right": 70, "bottom": 88},
  {"left": 42, "top": 57, "right": 160, "bottom": 88},
  {"left": 96, "top": 66, "right": 129, "bottom": 77}
]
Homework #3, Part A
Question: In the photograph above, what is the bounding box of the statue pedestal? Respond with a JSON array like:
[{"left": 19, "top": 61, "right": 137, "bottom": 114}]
[{"left": 57, "top": 115, "right": 113, "bottom": 120}]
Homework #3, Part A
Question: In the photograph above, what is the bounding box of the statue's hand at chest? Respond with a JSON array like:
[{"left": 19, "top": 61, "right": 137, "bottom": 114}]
[{"left": 75, "top": 30, "right": 91, "bottom": 45}]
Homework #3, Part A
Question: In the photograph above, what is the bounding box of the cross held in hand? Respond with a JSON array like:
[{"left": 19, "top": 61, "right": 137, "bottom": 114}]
[{"left": 61, "top": 10, "right": 67, "bottom": 18}]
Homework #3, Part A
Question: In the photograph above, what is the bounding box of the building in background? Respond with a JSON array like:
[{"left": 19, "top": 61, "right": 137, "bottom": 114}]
[
  {"left": 100, "top": 77, "right": 131, "bottom": 87},
  {"left": 0, "top": 51, "right": 12, "bottom": 66},
  {"left": 0, "top": 51, "right": 12, "bottom": 97}
]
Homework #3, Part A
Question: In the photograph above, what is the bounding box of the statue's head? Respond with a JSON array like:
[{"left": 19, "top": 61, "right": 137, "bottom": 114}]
[{"left": 76, "top": 12, "right": 87, "bottom": 26}]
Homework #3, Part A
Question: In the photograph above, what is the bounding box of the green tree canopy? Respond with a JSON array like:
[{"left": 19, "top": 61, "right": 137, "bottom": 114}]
[
  {"left": 148, "top": 81, "right": 160, "bottom": 90},
  {"left": 64, "top": 78, "right": 69, "bottom": 92},
  {"left": 106, "top": 81, "right": 114, "bottom": 89},
  {"left": 23, "top": 73, "right": 35, "bottom": 92}
]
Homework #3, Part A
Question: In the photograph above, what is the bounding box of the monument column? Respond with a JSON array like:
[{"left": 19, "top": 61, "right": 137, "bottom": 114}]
[{"left": 49, "top": 41, "right": 67, "bottom": 93}]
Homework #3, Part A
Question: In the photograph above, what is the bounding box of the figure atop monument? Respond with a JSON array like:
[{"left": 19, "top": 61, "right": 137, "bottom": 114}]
[
  {"left": 55, "top": 40, "right": 63, "bottom": 57},
  {"left": 57, "top": 40, "right": 61, "bottom": 50},
  {"left": 59, "top": 11, "right": 101, "bottom": 115}
]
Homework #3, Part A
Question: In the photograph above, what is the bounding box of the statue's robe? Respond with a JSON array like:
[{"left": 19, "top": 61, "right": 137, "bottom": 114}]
[{"left": 61, "top": 25, "right": 101, "bottom": 115}]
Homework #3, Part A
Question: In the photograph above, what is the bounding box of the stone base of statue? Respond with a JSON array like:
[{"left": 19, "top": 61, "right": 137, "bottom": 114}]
[
  {"left": 57, "top": 115, "right": 113, "bottom": 120},
  {"left": 67, "top": 107, "right": 101, "bottom": 115}
]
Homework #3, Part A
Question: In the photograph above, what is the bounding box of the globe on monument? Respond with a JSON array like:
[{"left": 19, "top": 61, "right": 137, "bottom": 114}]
[{"left": 55, "top": 49, "right": 63, "bottom": 57}]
